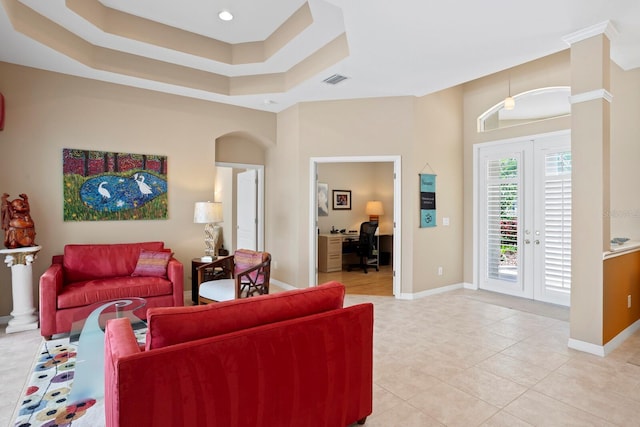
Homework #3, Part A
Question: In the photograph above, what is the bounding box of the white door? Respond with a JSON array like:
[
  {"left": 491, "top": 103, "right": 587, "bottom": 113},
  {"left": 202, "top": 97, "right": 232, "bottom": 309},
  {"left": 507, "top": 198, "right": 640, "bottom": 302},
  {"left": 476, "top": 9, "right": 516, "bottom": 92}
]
[
  {"left": 237, "top": 169, "right": 257, "bottom": 250},
  {"left": 478, "top": 134, "right": 571, "bottom": 306},
  {"left": 533, "top": 139, "right": 572, "bottom": 305},
  {"left": 479, "top": 142, "right": 531, "bottom": 299}
]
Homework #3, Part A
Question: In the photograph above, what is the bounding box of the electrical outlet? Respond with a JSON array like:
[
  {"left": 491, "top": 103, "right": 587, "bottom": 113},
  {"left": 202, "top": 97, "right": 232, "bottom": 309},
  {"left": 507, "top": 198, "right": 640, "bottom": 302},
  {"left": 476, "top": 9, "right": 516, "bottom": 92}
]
[
  {"left": 438, "top": 266, "right": 443, "bottom": 276},
  {"left": 629, "top": 295, "right": 632, "bottom": 308},
  {"left": 443, "top": 217, "right": 450, "bottom": 226},
  {"left": 273, "top": 260, "right": 278, "bottom": 270}
]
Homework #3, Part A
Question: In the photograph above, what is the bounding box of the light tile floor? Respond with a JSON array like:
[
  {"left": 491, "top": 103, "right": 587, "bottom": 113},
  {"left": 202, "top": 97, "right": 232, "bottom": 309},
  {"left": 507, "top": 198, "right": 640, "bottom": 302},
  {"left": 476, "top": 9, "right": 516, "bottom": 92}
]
[{"left": 4, "top": 289, "right": 640, "bottom": 426}]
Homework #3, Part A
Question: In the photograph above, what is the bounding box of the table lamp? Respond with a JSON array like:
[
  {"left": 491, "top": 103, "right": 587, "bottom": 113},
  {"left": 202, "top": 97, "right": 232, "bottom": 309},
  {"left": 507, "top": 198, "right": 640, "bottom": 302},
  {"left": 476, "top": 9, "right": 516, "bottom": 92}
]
[
  {"left": 365, "top": 200, "right": 384, "bottom": 223},
  {"left": 193, "top": 201, "right": 223, "bottom": 261}
]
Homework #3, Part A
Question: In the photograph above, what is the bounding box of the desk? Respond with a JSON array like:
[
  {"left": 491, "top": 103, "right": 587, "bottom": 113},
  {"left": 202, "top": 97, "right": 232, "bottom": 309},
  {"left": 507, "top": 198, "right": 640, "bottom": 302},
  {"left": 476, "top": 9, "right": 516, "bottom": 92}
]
[
  {"left": 318, "top": 233, "right": 392, "bottom": 272},
  {"left": 318, "top": 234, "right": 344, "bottom": 272}
]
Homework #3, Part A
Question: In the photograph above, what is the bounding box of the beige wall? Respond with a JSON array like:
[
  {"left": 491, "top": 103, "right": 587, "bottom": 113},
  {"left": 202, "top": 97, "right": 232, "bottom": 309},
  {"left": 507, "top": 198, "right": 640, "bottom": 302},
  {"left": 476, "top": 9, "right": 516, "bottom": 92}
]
[
  {"left": 0, "top": 62, "right": 275, "bottom": 317},
  {"left": 317, "top": 162, "right": 394, "bottom": 235},
  {"left": 0, "top": 66, "right": 467, "bottom": 317},
  {"left": 462, "top": 50, "right": 572, "bottom": 284},
  {"left": 216, "top": 134, "right": 266, "bottom": 165},
  {"left": 413, "top": 88, "right": 465, "bottom": 289},
  {"left": 610, "top": 65, "right": 640, "bottom": 239},
  {"left": 462, "top": 47, "right": 640, "bottom": 348},
  {"left": 269, "top": 92, "right": 465, "bottom": 294},
  {"left": 267, "top": 105, "right": 302, "bottom": 286}
]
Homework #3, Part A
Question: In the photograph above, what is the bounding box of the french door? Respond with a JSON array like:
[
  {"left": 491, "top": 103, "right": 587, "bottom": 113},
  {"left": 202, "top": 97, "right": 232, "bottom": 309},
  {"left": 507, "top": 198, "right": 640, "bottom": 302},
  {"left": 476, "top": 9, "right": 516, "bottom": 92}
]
[{"left": 478, "top": 133, "right": 571, "bottom": 306}]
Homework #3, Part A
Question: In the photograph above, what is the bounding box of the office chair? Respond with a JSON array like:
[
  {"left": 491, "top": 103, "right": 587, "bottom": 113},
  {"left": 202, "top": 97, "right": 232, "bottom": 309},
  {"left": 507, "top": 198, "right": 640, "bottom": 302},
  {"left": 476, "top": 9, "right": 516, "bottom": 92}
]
[{"left": 347, "top": 221, "right": 379, "bottom": 273}]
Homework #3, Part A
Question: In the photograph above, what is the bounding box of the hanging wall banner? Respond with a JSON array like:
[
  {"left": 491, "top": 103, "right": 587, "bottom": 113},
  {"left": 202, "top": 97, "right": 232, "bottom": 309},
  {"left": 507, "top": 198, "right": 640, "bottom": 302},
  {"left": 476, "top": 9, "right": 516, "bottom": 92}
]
[{"left": 419, "top": 173, "right": 436, "bottom": 228}]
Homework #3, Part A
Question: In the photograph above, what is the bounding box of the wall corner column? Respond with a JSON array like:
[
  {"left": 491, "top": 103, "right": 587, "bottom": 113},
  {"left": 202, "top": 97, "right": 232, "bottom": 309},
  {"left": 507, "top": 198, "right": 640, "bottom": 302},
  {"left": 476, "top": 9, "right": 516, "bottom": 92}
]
[{"left": 565, "top": 22, "right": 614, "bottom": 352}]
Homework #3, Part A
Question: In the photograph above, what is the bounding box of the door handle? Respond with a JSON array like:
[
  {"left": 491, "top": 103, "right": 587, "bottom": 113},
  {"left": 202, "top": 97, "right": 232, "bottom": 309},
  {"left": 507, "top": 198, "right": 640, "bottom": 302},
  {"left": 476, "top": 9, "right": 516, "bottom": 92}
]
[
  {"left": 535, "top": 240, "right": 540, "bottom": 245},
  {"left": 525, "top": 239, "right": 531, "bottom": 244}
]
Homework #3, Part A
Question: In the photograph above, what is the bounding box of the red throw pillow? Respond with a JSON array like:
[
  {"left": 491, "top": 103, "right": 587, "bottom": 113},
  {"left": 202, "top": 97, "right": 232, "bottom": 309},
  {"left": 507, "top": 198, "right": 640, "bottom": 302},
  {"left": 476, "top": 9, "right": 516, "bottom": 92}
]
[{"left": 131, "top": 249, "right": 172, "bottom": 278}]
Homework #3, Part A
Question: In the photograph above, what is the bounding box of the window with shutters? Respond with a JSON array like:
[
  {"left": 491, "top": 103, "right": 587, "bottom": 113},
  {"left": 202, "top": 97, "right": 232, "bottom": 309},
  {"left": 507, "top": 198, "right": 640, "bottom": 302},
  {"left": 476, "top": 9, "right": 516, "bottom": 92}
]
[
  {"left": 486, "top": 156, "right": 519, "bottom": 282},
  {"left": 543, "top": 151, "right": 571, "bottom": 293}
]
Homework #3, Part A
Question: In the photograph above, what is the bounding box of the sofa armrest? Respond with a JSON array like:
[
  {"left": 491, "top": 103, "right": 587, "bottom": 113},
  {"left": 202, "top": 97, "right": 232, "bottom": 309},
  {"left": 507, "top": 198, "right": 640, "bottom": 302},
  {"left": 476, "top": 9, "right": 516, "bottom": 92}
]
[
  {"left": 105, "top": 318, "right": 142, "bottom": 360},
  {"left": 105, "top": 318, "right": 142, "bottom": 427},
  {"left": 166, "top": 257, "right": 184, "bottom": 307},
  {"left": 39, "top": 262, "right": 64, "bottom": 338}
]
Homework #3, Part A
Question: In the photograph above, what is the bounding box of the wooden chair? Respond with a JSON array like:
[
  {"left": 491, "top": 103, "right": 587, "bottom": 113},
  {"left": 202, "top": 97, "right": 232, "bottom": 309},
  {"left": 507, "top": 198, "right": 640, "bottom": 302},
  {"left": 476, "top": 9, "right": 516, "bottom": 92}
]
[{"left": 197, "top": 249, "right": 271, "bottom": 304}]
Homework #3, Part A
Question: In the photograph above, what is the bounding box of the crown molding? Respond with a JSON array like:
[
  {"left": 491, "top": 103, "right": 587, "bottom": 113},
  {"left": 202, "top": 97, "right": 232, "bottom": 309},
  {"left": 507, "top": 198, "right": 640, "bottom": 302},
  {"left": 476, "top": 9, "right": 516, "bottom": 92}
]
[
  {"left": 569, "top": 89, "right": 613, "bottom": 104},
  {"left": 65, "top": 0, "right": 313, "bottom": 65},
  {"left": 562, "top": 20, "right": 619, "bottom": 45}
]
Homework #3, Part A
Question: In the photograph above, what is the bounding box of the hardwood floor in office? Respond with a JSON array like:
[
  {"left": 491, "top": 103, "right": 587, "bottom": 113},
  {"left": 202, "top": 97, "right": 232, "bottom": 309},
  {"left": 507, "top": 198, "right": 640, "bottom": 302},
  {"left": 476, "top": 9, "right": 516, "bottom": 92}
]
[{"left": 318, "top": 264, "right": 393, "bottom": 296}]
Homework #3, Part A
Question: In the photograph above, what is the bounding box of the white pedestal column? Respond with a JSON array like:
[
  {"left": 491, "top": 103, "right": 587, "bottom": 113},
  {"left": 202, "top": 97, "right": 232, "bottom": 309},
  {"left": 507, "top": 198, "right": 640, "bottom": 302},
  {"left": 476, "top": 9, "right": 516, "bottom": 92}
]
[{"left": 0, "top": 245, "right": 41, "bottom": 333}]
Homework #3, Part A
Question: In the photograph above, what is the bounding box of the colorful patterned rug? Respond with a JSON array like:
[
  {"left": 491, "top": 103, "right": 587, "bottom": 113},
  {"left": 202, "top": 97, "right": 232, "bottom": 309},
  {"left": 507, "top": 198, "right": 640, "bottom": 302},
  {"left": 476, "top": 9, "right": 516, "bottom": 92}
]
[
  {"left": 14, "top": 329, "right": 146, "bottom": 427},
  {"left": 14, "top": 338, "right": 102, "bottom": 427}
]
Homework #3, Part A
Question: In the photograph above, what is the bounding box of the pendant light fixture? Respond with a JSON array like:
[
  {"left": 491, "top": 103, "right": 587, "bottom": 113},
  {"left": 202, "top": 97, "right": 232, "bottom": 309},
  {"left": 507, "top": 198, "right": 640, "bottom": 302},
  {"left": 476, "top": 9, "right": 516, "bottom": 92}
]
[{"left": 504, "top": 74, "right": 515, "bottom": 110}]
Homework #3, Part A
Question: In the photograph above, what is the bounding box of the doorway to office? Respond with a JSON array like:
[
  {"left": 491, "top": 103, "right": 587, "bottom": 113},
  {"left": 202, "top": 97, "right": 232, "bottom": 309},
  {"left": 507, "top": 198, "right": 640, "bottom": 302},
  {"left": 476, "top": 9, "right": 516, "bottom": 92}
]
[{"left": 309, "top": 156, "right": 402, "bottom": 297}]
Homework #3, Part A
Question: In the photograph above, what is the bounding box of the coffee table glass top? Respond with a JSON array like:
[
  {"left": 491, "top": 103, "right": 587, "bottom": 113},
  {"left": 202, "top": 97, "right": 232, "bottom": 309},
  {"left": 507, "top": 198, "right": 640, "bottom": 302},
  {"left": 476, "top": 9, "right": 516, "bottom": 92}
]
[{"left": 69, "top": 298, "right": 147, "bottom": 401}]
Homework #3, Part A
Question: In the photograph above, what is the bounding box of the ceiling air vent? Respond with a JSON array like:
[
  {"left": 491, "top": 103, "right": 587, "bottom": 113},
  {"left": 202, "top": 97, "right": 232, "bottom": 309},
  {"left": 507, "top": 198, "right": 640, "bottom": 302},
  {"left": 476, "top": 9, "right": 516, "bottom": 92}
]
[{"left": 322, "top": 74, "right": 348, "bottom": 85}]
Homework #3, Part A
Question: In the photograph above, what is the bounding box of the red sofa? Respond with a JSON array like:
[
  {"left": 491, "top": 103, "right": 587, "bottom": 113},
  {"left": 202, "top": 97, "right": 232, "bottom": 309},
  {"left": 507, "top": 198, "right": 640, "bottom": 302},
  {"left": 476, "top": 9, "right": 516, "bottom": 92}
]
[
  {"left": 39, "top": 241, "right": 184, "bottom": 338},
  {"left": 104, "top": 281, "right": 373, "bottom": 427}
]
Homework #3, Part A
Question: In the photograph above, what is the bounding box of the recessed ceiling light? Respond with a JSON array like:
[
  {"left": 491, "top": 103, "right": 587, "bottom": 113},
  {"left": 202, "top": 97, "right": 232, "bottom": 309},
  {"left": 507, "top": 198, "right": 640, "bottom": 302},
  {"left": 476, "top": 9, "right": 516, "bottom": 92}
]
[{"left": 218, "top": 10, "right": 233, "bottom": 21}]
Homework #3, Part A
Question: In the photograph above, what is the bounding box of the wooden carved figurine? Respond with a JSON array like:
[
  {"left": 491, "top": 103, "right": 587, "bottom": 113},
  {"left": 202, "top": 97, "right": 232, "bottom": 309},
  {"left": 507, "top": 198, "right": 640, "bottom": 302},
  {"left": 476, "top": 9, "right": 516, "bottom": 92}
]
[{"left": 1, "top": 193, "right": 36, "bottom": 249}]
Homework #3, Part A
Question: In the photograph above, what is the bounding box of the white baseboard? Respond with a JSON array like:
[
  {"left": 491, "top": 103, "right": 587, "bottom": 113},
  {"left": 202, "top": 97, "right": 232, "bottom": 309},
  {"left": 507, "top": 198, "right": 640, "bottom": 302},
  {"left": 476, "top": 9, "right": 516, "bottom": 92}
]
[
  {"left": 567, "top": 338, "right": 606, "bottom": 357},
  {"left": 396, "top": 282, "right": 465, "bottom": 300},
  {"left": 568, "top": 318, "right": 640, "bottom": 357},
  {"left": 271, "top": 279, "right": 297, "bottom": 291},
  {"left": 463, "top": 282, "right": 477, "bottom": 290}
]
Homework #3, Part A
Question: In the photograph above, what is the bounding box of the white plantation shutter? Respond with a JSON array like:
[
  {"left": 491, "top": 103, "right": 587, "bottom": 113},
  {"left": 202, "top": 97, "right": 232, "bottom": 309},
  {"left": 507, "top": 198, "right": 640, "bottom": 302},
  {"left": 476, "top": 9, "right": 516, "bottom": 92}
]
[
  {"left": 486, "top": 156, "right": 519, "bottom": 282},
  {"left": 479, "top": 136, "right": 570, "bottom": 305},
  {"left": 543, "top": 151, "right": 571, "bottom": 293}
]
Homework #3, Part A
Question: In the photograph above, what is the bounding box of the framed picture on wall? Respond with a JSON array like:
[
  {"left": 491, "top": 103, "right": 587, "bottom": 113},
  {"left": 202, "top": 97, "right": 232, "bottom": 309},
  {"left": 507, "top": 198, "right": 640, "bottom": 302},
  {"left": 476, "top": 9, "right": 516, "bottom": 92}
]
[
  {"left": 62, "top": 148, "right": 168, "bottom": 221},
  {"left": 332, "top": 190, "right": 351, "bottom": 210},
  {"left": 318, "top": 183, "right": 329, "bottom": 216}
]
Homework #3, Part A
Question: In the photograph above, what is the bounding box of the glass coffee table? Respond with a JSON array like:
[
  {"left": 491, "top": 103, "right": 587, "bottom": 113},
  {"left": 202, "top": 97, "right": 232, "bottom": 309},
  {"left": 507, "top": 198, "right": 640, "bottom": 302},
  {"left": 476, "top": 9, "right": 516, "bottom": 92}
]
[{"left": 68, "top": 298, "right": 147, "bottom": 401}]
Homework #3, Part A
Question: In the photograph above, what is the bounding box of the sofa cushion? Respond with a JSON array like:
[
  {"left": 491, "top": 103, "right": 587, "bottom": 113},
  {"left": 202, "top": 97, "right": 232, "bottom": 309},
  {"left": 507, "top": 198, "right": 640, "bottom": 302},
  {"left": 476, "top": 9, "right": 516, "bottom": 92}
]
[
  {"left": 131, "top": 250, "right": 172, "bottom": 278},
  {"left": 58, "top": 276, "right": 173, "bottom": 309},
  {"left": 63, "top": 242, "right": 165, "bottom": 282},
  {"left": 145, "top": 281, "right": 346, "bottom": 350}
]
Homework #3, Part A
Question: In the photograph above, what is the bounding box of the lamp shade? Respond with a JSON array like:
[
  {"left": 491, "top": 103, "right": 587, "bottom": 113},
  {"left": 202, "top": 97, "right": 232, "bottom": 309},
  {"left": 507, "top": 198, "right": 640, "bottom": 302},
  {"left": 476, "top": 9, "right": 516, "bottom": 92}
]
[
  {"left": 504, "top": 96, "right": 515, "bottom": 111},
  {"left": 365, "top": 200, "right": 384, "bottom": 216},
  {"left": 193, "top": 201, "right": 223, "bottom": 224}
]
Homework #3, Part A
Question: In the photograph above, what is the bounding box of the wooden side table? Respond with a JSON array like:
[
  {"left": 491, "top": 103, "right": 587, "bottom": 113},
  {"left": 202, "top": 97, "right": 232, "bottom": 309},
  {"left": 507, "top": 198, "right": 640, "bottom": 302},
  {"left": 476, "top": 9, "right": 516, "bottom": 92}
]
[{"left": 191, "top": 258, "right": 209, "bottom": 304}]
